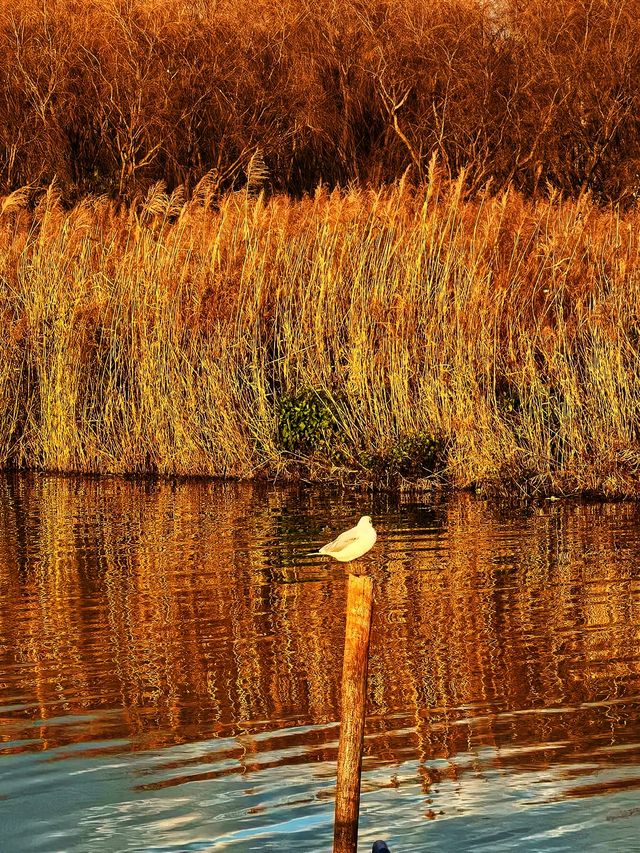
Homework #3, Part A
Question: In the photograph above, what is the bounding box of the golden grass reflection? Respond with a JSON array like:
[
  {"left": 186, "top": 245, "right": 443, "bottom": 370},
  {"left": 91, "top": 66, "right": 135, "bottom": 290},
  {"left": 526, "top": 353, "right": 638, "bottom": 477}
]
[{"left": 1, "top": 475, "right": 640, "bottom": 801}]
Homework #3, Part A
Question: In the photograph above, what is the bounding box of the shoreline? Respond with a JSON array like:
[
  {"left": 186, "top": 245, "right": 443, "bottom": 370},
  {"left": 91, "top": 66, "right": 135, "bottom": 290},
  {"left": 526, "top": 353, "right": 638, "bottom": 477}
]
[{"left": 1, "top": 465, "right": 639, "bottom": 502}]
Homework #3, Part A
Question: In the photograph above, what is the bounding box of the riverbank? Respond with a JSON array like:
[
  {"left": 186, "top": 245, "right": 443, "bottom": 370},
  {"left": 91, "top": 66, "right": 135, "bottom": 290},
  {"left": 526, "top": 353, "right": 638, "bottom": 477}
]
[{"left": 1, "top": 178, "right": 640, "bottom": 496}]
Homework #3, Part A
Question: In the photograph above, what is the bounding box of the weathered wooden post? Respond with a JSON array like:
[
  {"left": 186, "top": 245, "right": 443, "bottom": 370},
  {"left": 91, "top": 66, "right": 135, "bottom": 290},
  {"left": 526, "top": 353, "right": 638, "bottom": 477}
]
[{"left": 333, "top": 572, "right": 374, "bottom": 853}]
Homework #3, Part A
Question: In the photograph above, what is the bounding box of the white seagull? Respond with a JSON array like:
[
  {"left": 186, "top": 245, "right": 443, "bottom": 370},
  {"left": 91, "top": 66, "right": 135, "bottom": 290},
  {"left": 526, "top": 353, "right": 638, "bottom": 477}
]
[{"left": 315, "top": 516, "right": 377, "bottom": 562}]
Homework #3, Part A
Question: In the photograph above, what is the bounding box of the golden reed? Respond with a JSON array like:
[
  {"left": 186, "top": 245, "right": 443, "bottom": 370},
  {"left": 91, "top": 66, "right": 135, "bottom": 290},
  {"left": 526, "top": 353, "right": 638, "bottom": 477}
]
[{"left": 1, "top": 176, "right": 640, "bottom": 495}]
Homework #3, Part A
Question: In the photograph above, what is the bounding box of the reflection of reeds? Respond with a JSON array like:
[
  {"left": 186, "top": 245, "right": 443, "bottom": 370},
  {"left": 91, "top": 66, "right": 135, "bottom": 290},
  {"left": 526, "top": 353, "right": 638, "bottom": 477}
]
[
  {"left": 1, "top": 476, "right": 640, "bottom": 780},
  {"left": 2, "top": 183, "right": 640, "bottom": 494}
]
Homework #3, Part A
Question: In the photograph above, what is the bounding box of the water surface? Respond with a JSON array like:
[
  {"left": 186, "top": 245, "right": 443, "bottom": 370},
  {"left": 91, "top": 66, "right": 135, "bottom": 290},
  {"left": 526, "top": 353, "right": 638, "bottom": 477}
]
[{"left": 1, "top": 475, "right": 640, "bottom": 851}]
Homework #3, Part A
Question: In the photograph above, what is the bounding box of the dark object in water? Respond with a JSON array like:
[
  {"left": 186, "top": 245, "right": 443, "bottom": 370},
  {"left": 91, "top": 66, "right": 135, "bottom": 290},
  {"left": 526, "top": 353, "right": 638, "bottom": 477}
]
[{"left": 372, "top": 843, "right": 390, "bottom": 853}]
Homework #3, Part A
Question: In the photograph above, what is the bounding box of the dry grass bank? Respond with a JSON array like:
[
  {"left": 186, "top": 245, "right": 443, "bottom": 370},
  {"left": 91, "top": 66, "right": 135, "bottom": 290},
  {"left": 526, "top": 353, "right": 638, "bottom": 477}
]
[
  {"left": 1, "top": 177, "right": 640, "bottom": 495},
  {"left": 1, "top": 0, "right": 640, "bottom": 201}
]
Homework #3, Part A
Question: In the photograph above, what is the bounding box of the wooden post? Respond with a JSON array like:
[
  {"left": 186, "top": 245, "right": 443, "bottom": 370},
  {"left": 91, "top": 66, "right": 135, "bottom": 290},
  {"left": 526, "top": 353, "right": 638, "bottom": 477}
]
[{"left": 333, "top": 573, "right": 374, "bottom": 853}]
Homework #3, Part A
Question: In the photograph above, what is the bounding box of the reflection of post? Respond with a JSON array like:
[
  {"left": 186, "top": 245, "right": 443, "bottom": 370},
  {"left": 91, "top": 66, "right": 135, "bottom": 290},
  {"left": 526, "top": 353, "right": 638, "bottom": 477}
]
[{"left": 333, "top": 573, "right": 374, "bottom": 853}]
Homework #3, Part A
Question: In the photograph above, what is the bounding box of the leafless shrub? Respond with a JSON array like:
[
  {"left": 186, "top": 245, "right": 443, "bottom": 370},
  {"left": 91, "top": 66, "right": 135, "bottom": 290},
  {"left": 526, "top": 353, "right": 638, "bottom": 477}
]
[{"left": 0, "top": 0, "right": 638, "bottom": 201}]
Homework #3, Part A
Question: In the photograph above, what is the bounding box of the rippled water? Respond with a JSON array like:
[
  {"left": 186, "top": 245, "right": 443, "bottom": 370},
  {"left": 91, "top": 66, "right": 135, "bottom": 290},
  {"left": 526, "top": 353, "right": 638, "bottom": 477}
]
[{"left": 1, "top": 474, "right": 640, "bottom": 852}]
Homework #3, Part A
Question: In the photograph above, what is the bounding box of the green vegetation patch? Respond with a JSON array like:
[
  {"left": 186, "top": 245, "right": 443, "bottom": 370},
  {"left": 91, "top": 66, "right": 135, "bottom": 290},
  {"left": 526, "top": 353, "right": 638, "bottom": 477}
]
[{"left": 276, "top": 389, "right": 343, "bottom": 455}]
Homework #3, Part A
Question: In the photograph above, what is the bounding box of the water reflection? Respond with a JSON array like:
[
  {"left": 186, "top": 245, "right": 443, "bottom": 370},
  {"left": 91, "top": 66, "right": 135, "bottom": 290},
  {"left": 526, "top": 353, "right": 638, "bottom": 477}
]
[{"left": 1, "top": 474, "right": 640, "bottom": 851}]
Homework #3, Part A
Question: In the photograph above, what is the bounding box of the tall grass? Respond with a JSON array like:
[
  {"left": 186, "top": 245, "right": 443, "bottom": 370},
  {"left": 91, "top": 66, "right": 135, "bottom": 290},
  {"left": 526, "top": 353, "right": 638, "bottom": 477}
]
[
  {"left": 1, "top": 0, "right": 640, "bottom": 201},
  {"left": 1, "top": 176, "right": 640, "bottom": 495}
]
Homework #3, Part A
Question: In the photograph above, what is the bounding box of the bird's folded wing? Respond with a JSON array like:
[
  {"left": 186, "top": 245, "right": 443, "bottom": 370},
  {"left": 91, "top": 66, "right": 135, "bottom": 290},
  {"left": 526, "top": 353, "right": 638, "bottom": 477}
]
[{"left": 320, "top": 534, "right": 359, "bottom": 554}]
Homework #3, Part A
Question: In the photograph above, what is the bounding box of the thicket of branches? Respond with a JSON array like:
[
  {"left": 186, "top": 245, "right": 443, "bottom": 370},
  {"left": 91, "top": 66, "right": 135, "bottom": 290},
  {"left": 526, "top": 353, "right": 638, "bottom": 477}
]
[{"left": 1, "top": 0, "right": 640, "bottom": 201}]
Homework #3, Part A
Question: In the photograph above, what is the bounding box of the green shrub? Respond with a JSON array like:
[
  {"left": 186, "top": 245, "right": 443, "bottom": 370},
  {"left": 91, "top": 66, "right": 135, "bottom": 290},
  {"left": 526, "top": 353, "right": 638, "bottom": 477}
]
[{"left": 276, "top": 389, "right": 341, "bottom": 454}]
